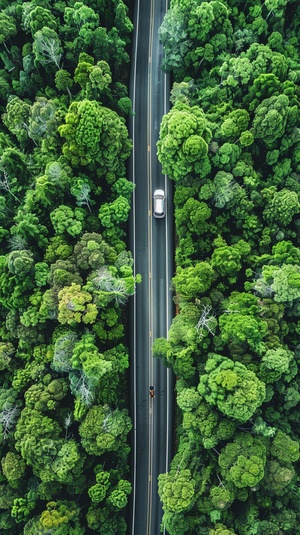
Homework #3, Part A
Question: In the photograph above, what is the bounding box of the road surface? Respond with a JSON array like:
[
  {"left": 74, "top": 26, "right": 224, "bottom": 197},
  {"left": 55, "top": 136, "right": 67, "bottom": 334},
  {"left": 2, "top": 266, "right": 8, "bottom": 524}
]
[{"left": 128, "top": 0, "right": 174, "bottom": 534}]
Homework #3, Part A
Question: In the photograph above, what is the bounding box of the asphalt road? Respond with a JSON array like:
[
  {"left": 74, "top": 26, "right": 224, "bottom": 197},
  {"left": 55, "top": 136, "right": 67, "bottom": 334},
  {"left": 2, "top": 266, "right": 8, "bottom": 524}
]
[{"left": 128, "top": 0, "right": 174, "bottom": 534}]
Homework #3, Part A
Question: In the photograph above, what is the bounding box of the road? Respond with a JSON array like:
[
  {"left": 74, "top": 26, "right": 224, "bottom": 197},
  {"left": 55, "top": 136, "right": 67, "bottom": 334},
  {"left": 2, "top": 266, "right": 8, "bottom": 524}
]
[{"left": 128, "top": 0, "right": 174, "bottom": 534}]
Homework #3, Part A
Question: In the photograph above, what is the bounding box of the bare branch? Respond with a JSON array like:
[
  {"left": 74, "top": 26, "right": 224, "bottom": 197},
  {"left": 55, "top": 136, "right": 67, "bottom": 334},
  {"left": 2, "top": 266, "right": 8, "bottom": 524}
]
[
  {"left": 75, "top": 373, "right": 94, "bottom": 407},
  {"left": 0, "top": 172, "right": 21, "bottom": 203},
  {"left": 196, "top": 305, "right": 216, "bottom": 338}
]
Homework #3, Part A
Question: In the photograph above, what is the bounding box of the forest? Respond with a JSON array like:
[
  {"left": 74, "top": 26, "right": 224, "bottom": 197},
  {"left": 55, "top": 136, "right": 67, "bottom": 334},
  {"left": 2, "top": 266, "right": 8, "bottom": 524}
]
[
  {"left": 0, "top": 0, "right": 137, "bottom": 533},
  {"left": 153, "top": 0, "right": 300, "bottom": 534}
]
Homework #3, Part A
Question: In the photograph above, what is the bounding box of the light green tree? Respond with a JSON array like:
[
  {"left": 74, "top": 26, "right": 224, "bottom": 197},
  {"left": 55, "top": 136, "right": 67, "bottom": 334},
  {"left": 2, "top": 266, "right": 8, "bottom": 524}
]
[
  {"left": 256, "top": 264, "right": 300, "bottom": 305},
  {"left": 259, "top": 348, "right": 295, "bottom": 383},
  {"left": 58, "top": 283, "right": 97, "bottom": 325},
  {"left": 218, "top": 433, "right": 266, "bottom": 488},
  {"left": 172, "top": 262, "right": 214, "bottom": 301},
  {"left": 158, "top": 469, "right": 196, "bottom": 514},
  {"left": 50, "top": 205, "right": 84, "bottom": 237},
  {"left": 1, "top": 452, "right": 26, "bottom": 489},
  {"left": 198, "top": 354, "right": 266, "bottom": 422},
  {"left": 252, "top": 94, "right": 290, "bottom": 147},
  {"left": 79, "top": 404, "right": 132, "bottom": 456},
  {"left": 157, "top": 101, "right": 211, "bottom": 181}
]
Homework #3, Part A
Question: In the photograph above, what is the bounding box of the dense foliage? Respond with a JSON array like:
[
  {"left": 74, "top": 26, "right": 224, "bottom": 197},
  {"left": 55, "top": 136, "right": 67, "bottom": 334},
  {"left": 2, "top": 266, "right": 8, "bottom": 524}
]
[
  {"left": 0, "top": 0, "right": 136, "bottom": 533},
  {"left": 155, "top": 1, "right": 300, "bottom": 533}
]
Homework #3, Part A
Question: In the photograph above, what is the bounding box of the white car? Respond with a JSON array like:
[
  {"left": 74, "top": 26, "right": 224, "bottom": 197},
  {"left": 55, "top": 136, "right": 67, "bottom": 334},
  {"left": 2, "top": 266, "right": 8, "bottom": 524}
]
[{"left": 153, "top": 189, "right": 165, "bottom": 218}]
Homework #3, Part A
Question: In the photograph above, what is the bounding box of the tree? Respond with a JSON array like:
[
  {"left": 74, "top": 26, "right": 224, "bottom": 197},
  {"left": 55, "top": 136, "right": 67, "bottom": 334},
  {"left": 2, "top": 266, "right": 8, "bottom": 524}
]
[
  {"left": 89, "top": 265, "right": 136, "bottom": 306},
  {"left": 51, "top": 331, "right": 77, "bottom": 374},
  {"left": 14, "top": 407, "right": 61, "bottom": 466},
  {"left": 33, "top": 27, "right": 63, "bottom": 70},
  {"left": 211, "top": 236, "right": 250, "bottom": 281},
  {"left": 58, "top": 99, "right": 102, "bottom": 166},
  {"left": 24, "top": 500, "right": 84, "bottom": 535},
  {"left": 108, "top": 479, "right": 132, "bottom": 509},
  {"left": 182, "top": 398, "right": 236, "bottom": 449},
  {"left": 177, "top": 386, "right": 201, "bottom": 412},
  {"left": 6, "top": 250, "right": 34, "bottom": 277},
  {"left": 2, "top": 97, "right": 30, "bottom": 147},
  {"left": 219, "top": 292, "right": 268, "bottom": 355},
  {"left": 269, "top": 240, "right": 300, "bottom": 266},
  {"left": 158, "top": 469, "right": 196, "bottom": 514},
  {"left": 157, "top": 101, "right": 212, "bottom": 181},
  {"left": 89, "top": 60, "right": 112, "bottom": 92},
  {"left": 259, "top": 348, "right": 295, "bottom": 383},
  {"left": 34, "top": 159, "right": 71, "bottom": 207},
  {"left": 11, "top": 210, "right": 49, "bottom": 248},
  {"left": 263, "top": 460, "right": 295, "bottom": 494},
  {"left": 211, "top": 142, "right": 241, "bottom": 171},
  {"left": 48, "top": 259, "right": 82, "bottom": 291},
  {"left": 175, "top": 198, "right": 211, "bottom": 238},
  {"left": 220, "top": 109, "right": 250, "bottom": 141},
  {"left": 11, "top": 494, "right": 36, "bottom": 524},
  {"left": 70, "top": 332, "right": 113, "bottom": 390},
  {"left": 271, "top": 430, "right": 300, "bottom": 463},
  {"left": 209, "top": 525, "right": 237, "bottom": 535},
  {"left": 264, "top": 0, "right": 288, "bottom": 19},
  {"left": 209, "top": 488, "right": 234, "bottom": 511},
  {"left": 159, "top": 4, "right": 190, "bottom": 76},
  {"left": 58, "top": 283, "right": 97, "bottom": 325},
  {"left": 55, "top": 69, "right": 73, "bottom": 97},
  {"left": 35, "top": 262, "right": 50, "bottom": 287},
  {"left": 45, "top": 235, "right": 73, "bottom": 263},
  {"left": 263, "top": 189, "right": 300, "bottom": 227},
  {"left": 256, "top": 264, "right": 300, "bottom": 305},
  {"left": 73, "top": 232, "right": 116, "bottom": 270},
  {"left": 24, "top": 378, "right": 68, "bottom": 412},
  {"left": 0, "top": 342, "right": 14, "bottom": 371},
  {"left": 28, "top": 97, "right": 57, "bottom": 144},
  {"left": 212, "top": 171, "right": 237, "bottom": 208},
  {"left": 64, "top": 2, "right": 99, "bottom": 31},
  {"left": 114, "top": 0, "right": 134, "bottom": 43},
  {"left": 118, "top": 96, "right": 133, "bottom": 116},
  {"left": 79, "top": 404, "right": 132, "bottom": 456},
  {"left": 1, "top": 452, "right": 26, "bottom": 488},
  {"left": 50, "top": 205, "right": 84, "bottom": 237},
  {"left": 88, "top": 469, "right": 110, "bottom": 503},
  {"left": 172, "top": 262, "right": 214, "bottom": 301},
  {"left": 86, "top": 504, "right": 126, "bottom": 534},
  {"left": 0, "top": 12, "right": 17, "bottom": 45},
  {"left": 218, "top": 433, "right": 266, "bottom": 488},
  {"left": 73, "top": 51, "right": 94, "bottom": 86},
  {"left": 198, "top": 354, "right": 266, "bottom": 422},
  {"left": 25, "top": 5, "right": 57, "bottom": 36},
  {"left": 58, "top": 99, "right": 132, "bottom": 170},
  {"left": 98, "top": 196, "right": 131, "bottom": 234},
  {"left": 252, "top": 94, "right": 290, "bottom": 147}
]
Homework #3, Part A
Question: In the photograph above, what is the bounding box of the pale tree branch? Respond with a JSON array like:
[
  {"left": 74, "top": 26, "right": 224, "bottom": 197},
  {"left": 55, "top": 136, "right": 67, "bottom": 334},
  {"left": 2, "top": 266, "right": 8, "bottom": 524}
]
[{"left": 196, "top": 305, "right": 216, "bottom": 338}]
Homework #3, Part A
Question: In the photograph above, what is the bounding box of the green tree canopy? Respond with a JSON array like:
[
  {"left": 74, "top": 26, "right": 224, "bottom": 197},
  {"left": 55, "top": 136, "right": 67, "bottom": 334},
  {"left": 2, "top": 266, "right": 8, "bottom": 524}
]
[
  {"left": 79, "top": 404, "right": 132, "bottom": 456},
  {"left": 218, "top": 433, "right": 266, "bottom": 488},
  {"left": 158, "top": 469, "right": 196, "bottom": 514},
  {"left": 157, "top": 101, "right": 212, "bottom": 180},
  {"left": 58, "top": 283, "right": 97, "bottom": 326},
  {"left": 173, "top": 262, "right": 214, "bottom": 301},
  {"left": 198, "top": 354, "right": 266, "bottom": 422}
]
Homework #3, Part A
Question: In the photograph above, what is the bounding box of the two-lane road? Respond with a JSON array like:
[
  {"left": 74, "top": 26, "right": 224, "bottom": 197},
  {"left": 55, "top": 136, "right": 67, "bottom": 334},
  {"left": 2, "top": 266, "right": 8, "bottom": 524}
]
[{"left": 128, "top": 0, "right": 174, "bottom": 533}]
